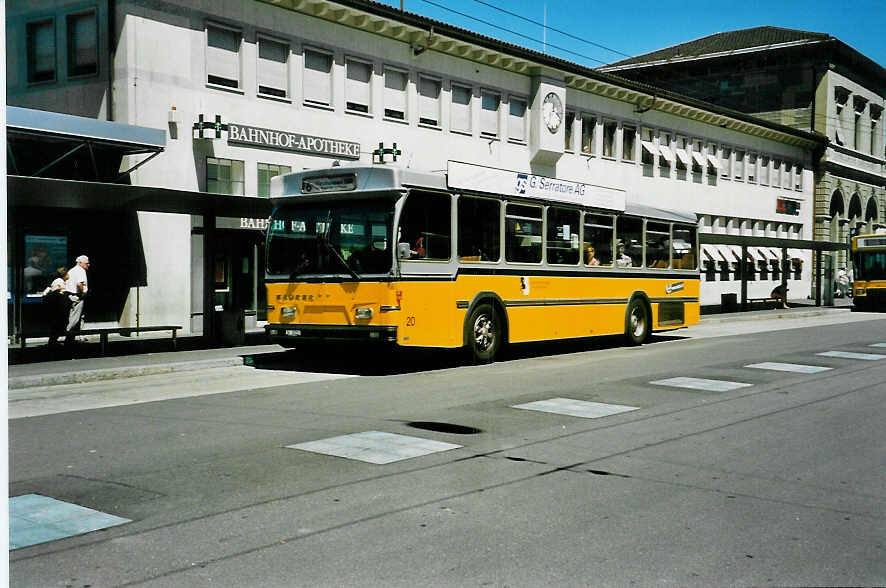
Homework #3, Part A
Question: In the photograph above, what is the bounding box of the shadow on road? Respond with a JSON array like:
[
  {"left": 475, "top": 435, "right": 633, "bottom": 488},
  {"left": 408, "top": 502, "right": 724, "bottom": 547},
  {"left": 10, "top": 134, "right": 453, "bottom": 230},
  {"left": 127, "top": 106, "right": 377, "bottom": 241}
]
[{"left": 245, "top": 332, "right": 687, "bottom": 376}]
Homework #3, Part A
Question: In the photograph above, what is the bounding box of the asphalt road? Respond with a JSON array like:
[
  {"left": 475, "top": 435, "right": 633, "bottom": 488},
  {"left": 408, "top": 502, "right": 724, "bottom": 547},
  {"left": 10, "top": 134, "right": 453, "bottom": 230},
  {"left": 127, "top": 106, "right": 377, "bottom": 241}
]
[{"left": 9, "top": 312, "right": 886, "bottom": 587}]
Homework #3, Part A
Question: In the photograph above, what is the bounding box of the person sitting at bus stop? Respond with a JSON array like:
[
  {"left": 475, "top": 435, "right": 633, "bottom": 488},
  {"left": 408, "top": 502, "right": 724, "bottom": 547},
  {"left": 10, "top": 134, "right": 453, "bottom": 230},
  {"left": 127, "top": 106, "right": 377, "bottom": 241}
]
[
  {"left": 614, "top": 241, "right": 632, "bottom": 268},
  {"left": 584, "top": 244, "right": 600, "bottom": 266},
  {"left": 770, "top": 283, "right": 789, "bottom": 309}
]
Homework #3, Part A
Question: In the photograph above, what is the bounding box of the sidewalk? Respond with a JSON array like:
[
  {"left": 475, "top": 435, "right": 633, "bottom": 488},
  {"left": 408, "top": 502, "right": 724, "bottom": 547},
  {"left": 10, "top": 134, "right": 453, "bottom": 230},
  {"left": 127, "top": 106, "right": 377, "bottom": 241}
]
[{"left": 7, "top": 298, "right": 856, "bottom": 390}]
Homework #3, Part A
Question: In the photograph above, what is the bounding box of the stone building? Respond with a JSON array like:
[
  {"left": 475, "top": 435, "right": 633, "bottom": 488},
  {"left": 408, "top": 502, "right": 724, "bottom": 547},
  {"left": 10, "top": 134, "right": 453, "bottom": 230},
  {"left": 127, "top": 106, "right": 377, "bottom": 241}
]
[{"left": 600, "top": 26, "right": 886, "bottom": 271}]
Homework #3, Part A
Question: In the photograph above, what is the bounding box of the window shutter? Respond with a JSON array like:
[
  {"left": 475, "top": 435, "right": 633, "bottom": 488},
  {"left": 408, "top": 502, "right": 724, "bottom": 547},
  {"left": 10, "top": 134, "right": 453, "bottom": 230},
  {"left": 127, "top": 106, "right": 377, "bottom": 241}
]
[
  {"left": 258, "top": 38, "right": 288, "bottom": 97},
  {"left": 346, "top": 59, "right": 371, "bottom": 111},
  {"left": 384, "top": 69, "right": 407, "bottom": 118},
  {"left": 207, "top": 26, "right": 240, "bottom": 86},
  {"left": 419, "top": 77, "right": 440, "bottom": 125},
  {"left": 481, "top": 91, "right": 500, "bottom": 136},
  {"left": 304, "top": 49, "right": 332, "bottom": 105},
  {"left": 451, "top": 85, "right": 471, "bottom": 131}
]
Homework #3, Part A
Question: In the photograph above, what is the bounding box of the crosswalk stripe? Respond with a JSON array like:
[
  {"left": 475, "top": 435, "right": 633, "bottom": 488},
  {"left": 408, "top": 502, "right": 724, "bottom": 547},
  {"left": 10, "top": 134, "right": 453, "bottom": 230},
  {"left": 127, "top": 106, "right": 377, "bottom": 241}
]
[
  {"left": 650, "top": 377, "right": 752, "bottom": 392},
  {"left": 817, "top": 351, "right": 886, "bottom": 361},
  {"left": 745, "top": 362, "right": 832, "bottom": 374},
  {"left": 512, "top": 398, "right": 639, "bottom": 419}
]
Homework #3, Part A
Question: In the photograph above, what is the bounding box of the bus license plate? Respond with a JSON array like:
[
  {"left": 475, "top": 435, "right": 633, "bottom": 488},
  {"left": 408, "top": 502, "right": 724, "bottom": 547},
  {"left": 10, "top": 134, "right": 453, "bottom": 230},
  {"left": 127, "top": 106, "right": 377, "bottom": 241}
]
[{"left": 285, "top": 329, "right": 301, "bottom": 336}]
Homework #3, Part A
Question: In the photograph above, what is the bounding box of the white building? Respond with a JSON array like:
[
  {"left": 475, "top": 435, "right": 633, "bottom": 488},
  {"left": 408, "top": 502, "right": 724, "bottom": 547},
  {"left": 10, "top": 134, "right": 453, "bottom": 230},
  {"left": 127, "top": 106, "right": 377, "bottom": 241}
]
[{"left": 6, "top": 0, "right": 826, "bottom": 336}]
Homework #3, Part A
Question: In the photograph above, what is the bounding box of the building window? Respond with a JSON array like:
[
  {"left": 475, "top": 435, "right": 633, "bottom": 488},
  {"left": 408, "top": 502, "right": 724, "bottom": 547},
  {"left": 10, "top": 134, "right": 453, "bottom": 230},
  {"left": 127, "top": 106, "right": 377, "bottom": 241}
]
[
  {"left": 27, "top": 18, "right": 55, "bottom": 83},
  {"left": 760, "top": 154, "right": 770, "bottom": 185},
  {"left": 870, "top": 105, "right": 883, "bottom": 155},
  {"left": 257, "top": 163, "right": 291, "bottom": 197},
  {"left": 565, "top": 112, "right": 576, "bottom": 151},
  {"left": 691, "top": 139, "right": 704, "bottom": 175},
  {"left": 658, "top": 131, "right": 673, "bottom": 174},
  {"left": 733, "top": 150, "right": 745, "bottom": 181},
  {"left": 257, "top": 36, "right": 288, "bottom": 98},
  {"left": 674, "top": 136, "right": 689, "bottom": 176},
  {"left": 602, "top": 120, "right": 617, "bottom": 158},
  {"left": 418, "top": 75, "right": 441, "bottom": 127},
  {"left": 772, "top": 158, "right": 782, "bottom": 187},
  {"left": 345, "top": 57, "right": 372, "bottom": 113},
  {"left": 481, "top": 90, "right": 500, "bottom": 138},
  {"left": 303, "top": 47, "right": 333, "bottom": 106},
  {"left": 207, "top": 157, "right": 245, "bottom": 195},
  {"left": 854, "top": 96, "right": 868, "bottom": 152},
  {"left": 782, "top": 162, "right": 792, "bottom": 189},
  {"left": 720, "top": 146, "right": 731, "bottom": 179},
  {"left": 747, "top": 152, "right": 757, "bottom": 183},
  {"left": 206, "top": 24, "right": 241, "bottom": 89},
  {"left": 641, "top": 128, "right": 655, "bottom": 166},
  {"left": 794, "top": 164, "right": 803, "bottom": 191},
  {"left": 581, "top": 114, "right": 596, "bottom": 155},
  {"left": 621, "top": 124, "right": 636, "bottom": 162},
  {"left": 450, "top": 83, "right": 471, "bottom": 132},
  {"left": 67, "top": 10, "right": 97, "bottom": 77},
  {"left": 705, "top": 142, "right": 719, "bottom": 179},
  {"left": 384, "top": 67, "right": 408, "bottom": 121},
  {"left": 508, "top": 96, "right": 527, "bottom": 142}
]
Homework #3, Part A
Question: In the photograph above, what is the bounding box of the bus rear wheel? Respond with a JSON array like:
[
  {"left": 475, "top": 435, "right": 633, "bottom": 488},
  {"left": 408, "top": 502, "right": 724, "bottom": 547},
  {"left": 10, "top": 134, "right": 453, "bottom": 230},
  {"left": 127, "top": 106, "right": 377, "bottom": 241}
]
[
  {"left": 624, "top": 298, "right": 650, "bottom": 346},
  {"left": 467, "top": 303, "right": 502, "bottom": 364}
]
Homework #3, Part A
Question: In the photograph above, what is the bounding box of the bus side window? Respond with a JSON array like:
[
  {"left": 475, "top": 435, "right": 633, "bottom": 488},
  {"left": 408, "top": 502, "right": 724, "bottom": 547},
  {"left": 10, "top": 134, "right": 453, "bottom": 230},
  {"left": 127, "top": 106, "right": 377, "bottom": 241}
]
[
  {"left": 546, "top": 207, "right": 580, "bottom": 265},
  {"left": 458, "top": 196, "right": 501, "bottom": 262},
  {"left": 645, "top": 221, "right": 671, "bottom": 268},
  {"left": 583, "top": 213, "right": 613, "bottom": 266},
  {"left": 399, "top": 190, "right": 451, "bottom": 260},
  {"left": 505, "top": 203, "right": 543, "bottom": 264},
  {"left": 672, "top": 224, "right": 697, "bottom": 269},
  {"left": 616, "top": 216, "right": 643, "bottom": 267}
]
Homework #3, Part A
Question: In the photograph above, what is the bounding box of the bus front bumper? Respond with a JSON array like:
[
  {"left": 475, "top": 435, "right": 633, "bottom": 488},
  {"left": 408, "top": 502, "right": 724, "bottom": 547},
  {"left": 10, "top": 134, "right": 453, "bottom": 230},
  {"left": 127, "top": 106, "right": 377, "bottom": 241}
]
[{"left": 266, "top": 324, "right": 398, "bottom": 344}]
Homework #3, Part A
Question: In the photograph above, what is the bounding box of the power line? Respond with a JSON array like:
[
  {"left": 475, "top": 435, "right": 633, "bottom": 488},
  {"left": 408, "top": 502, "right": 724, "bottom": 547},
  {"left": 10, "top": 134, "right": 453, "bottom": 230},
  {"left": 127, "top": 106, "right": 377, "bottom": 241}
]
[
  {"left": 471, "top": 0, "right": 631, "bottom": 58},
  {"left": 419, "top": 0, "right": 609, "bottom": 65}
]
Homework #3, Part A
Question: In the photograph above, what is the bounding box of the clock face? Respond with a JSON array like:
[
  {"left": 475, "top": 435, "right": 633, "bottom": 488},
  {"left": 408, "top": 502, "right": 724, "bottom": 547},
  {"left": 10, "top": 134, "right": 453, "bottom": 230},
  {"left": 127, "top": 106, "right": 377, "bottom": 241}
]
[{"left": 542, "top": 92, "right": 563, "bottom": 133}]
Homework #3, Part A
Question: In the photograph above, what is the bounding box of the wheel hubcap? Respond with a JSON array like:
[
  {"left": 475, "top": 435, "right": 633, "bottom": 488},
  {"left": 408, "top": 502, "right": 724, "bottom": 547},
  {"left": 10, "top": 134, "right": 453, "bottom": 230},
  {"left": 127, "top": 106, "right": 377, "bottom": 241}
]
[
  {"left": 630, "top": 307, "right": 645, "bottom": 337},
  {"left": 473, "top": 314, "right": 495, "bottom": 351}
]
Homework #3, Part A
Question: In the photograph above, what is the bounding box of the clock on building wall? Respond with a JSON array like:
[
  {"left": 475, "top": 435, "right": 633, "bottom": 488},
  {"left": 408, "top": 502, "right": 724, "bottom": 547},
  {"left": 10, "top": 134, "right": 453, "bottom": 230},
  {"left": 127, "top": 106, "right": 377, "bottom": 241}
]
[{"left": 542, "top": 92, "right": 563, "bottom": 134}]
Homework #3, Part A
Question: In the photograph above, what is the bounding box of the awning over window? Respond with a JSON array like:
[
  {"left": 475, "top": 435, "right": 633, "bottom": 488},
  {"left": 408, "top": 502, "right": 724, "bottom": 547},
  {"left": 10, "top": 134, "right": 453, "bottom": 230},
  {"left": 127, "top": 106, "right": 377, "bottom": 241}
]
[
  {"left": 658, "top": 144, "right": 675, "bottom": 163},
  {"left": 674, "top": 148, "right": 691, "bottom": 166},
  {"left": 641, "top": 141, "right": 659, "bottom": 156},
  {"left": 788, "top": 249, "right": 804, "bottom": 261},
  {"left": 691, "top": 152, "right": 706, "bottom": 168},
  {"left": 706, "top": 153, "right": 721, "bottom": 169}
]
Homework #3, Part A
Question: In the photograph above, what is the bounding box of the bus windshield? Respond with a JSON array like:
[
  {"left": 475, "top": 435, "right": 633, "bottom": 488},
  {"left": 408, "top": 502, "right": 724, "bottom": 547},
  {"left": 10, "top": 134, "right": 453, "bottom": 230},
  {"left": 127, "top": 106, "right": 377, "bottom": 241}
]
[
  {"left": 854, "top": 250, "right": 886, "bottom": 281},
  {"left": 266, "top": 198, "right": 394, "bottom": 278}
]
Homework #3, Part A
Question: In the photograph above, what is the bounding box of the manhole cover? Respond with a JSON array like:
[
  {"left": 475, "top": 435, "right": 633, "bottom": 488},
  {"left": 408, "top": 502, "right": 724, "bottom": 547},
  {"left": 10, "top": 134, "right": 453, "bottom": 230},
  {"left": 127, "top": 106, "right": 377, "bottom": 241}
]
[{"left": 406, "top": 421, "right": 482, "bottom": 435}]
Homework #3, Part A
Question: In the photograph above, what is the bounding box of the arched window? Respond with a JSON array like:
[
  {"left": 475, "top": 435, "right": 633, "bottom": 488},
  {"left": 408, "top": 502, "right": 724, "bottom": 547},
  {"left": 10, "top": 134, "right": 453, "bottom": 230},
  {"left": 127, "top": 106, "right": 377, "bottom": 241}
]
[{"left": 829, "top": 190, "right": 844, "bottom": 218}]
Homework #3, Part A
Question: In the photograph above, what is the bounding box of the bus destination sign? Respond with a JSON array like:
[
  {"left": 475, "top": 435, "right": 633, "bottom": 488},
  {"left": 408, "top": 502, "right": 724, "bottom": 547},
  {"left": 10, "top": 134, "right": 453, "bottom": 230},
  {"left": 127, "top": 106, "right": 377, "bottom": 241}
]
[{"left": 447, "top": 161, "right": 626, "bottom": 212}]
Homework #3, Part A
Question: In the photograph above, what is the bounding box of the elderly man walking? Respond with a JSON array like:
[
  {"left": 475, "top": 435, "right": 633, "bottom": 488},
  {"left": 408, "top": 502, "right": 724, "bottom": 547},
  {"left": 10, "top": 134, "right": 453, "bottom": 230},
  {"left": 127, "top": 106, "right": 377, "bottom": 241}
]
[{"left": 64, "top": 255, "right": 90, "bottom": 345}]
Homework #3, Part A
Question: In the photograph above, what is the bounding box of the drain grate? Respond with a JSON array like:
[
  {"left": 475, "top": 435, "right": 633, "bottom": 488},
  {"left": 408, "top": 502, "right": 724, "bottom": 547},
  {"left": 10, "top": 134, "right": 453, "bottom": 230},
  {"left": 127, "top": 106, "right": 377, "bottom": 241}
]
[{"left": 406, "top": 421, "right": 483, "bottom": 435}]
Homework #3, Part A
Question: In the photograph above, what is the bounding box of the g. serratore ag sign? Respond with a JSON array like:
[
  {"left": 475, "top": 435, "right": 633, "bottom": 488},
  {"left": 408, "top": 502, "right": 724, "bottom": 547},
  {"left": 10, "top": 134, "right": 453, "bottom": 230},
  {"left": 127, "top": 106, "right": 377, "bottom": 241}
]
[{"left": 227, "top": 123, "right": 360, "bottom": 160}]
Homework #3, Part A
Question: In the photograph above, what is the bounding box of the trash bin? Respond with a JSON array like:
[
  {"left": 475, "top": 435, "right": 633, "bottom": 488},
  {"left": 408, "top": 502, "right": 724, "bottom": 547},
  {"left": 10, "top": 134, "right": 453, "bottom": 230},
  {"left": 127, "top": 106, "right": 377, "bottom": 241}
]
[
  {"left": 721, "top": 292, "right": 738, "bottom": 312},
  {"left": 216, "top": 309, "right": 245, "bottom": 346}
]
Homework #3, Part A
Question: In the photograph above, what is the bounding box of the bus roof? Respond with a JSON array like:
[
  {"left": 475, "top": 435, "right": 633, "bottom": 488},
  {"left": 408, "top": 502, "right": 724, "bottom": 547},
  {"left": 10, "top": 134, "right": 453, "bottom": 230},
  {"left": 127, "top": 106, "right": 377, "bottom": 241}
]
[{"left": 270, "top": 163, "right": 696, "bottom": 223}]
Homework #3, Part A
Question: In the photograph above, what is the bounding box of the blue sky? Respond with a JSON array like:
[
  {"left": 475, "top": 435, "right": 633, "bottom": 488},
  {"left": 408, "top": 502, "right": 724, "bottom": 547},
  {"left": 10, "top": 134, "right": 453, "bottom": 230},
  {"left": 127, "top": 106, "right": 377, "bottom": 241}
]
[{"left": 379, "top": 0, "right": 886, "bottom": 69}]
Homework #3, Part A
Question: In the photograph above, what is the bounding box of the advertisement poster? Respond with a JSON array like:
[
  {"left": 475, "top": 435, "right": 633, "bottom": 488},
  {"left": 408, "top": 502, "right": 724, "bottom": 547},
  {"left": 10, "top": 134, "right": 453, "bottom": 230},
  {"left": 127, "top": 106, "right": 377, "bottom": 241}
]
[{"left": 23, "top": 235, "right": 68, "bottom": 296}]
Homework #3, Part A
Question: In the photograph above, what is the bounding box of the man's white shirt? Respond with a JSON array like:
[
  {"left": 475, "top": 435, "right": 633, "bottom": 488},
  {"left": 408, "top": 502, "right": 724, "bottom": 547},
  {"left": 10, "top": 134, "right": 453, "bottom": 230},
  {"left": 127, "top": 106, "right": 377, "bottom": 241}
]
[{"left": 66, "top": 264, "right": 88, "bottom": 295}]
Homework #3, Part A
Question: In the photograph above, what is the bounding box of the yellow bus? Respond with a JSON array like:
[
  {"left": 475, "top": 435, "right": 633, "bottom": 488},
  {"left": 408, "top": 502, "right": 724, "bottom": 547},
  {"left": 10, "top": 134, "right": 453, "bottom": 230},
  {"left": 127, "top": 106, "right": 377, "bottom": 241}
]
[
  {"left": 851, "top": 232, "right": 886, "bottom": 310},
  {"left": 264, "top": 162, "right": 700, "bottom": 362}
]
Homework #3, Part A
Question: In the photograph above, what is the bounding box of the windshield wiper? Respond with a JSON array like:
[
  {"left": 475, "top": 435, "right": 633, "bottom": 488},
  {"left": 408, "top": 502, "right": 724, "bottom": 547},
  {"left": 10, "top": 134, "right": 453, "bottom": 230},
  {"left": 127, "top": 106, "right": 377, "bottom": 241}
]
[{"left": 318, "top": 213, "right": 359, "bottom": 279}]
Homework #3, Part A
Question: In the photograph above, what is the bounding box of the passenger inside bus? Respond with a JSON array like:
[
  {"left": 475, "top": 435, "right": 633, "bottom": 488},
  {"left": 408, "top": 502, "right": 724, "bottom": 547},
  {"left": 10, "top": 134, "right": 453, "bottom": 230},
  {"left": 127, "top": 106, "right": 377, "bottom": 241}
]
[
  {"left": 584, "top": 244, "right": 600, "bottom": 266},
  {"left": 615, "top": 241, "right": 632, "bottom": 267}
]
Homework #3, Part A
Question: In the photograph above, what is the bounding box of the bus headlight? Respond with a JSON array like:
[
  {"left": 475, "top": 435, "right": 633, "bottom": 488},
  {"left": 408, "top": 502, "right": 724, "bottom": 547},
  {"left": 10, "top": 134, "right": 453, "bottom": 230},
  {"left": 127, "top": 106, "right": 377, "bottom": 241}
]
[
  {"left": 355, "top": 307, "right": 373, "bottom": 320},
  {"left": 281, "top": 306, "right": 297, "bottom": 319},
  {"left": 856, "top": 288, "right": 865, "bottom": 296}
]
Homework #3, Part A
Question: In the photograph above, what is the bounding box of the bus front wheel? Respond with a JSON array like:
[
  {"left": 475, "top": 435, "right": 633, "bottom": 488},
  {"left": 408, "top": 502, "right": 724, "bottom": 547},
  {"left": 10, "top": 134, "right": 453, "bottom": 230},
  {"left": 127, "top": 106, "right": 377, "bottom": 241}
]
[
  {"left": 624, "top": 298, "right": 650, "bottom": 346},
  {"left": 467, "top": 303, "right": 502, "bottom": 364}
]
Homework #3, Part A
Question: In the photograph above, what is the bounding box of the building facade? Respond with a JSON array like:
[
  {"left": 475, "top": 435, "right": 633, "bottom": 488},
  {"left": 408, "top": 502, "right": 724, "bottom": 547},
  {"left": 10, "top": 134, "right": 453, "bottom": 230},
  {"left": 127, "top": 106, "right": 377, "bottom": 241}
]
[
  {"left": 7, "top": 1, "right": 827, "bottom": 334},
  {"left": 600, "top": 26, "right": 886, "bottom": 274}
]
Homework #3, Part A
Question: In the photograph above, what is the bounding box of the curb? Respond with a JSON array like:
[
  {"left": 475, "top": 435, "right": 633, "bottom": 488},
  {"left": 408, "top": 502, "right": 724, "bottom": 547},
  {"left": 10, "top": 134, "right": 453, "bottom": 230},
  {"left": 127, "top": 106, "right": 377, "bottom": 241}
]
[
  {"left": 699, "top": 307, "right": 850, "bottom": 325},
  {"left": 8, "top": 357, "right": 246, "bottom": 390}
]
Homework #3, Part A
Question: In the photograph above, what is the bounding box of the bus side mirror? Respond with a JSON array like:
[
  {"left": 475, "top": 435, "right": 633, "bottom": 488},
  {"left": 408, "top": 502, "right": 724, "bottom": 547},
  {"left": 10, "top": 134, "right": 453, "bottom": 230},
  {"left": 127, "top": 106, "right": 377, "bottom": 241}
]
[{"left": 397, "top": 243, "right": 411, "bottom": 259}]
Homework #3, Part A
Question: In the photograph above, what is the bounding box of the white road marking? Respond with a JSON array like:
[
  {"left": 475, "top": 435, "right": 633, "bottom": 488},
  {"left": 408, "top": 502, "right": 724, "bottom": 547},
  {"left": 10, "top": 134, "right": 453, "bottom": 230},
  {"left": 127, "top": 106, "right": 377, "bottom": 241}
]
[
  {"left": 287, "top": 431, "right": 461, "bottom": 464},
  {"left": 817, "top": 351, "right": 886, "bottom": 361},
  {"left": 650, "top": 377, "right": 752, "bottom": 392},
  {"left": 745, "top": 362, "right": 832, "bottom": 374},
  {"left": 512, "top": 397, "right": 638, "bottom": 419},
  {"left": 8, "top": 366, "right": 357, "bottom": 419},
  {"left": 869, "top": 343, "right": 886, "bottom": 347}
]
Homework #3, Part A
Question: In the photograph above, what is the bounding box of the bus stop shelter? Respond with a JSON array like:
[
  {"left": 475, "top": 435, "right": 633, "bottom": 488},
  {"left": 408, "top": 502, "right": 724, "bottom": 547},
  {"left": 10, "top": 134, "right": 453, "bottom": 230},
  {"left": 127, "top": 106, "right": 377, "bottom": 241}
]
[{"left": 699, "top": 233, "right": 849, "bottom": 310}]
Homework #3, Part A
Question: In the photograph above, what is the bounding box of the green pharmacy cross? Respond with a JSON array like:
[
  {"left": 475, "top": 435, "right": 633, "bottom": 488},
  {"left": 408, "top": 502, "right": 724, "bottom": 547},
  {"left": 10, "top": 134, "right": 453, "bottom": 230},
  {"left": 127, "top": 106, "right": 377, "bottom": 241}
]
[{"left": 372, "top": 142, "right": 402, "bottom": 164}]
